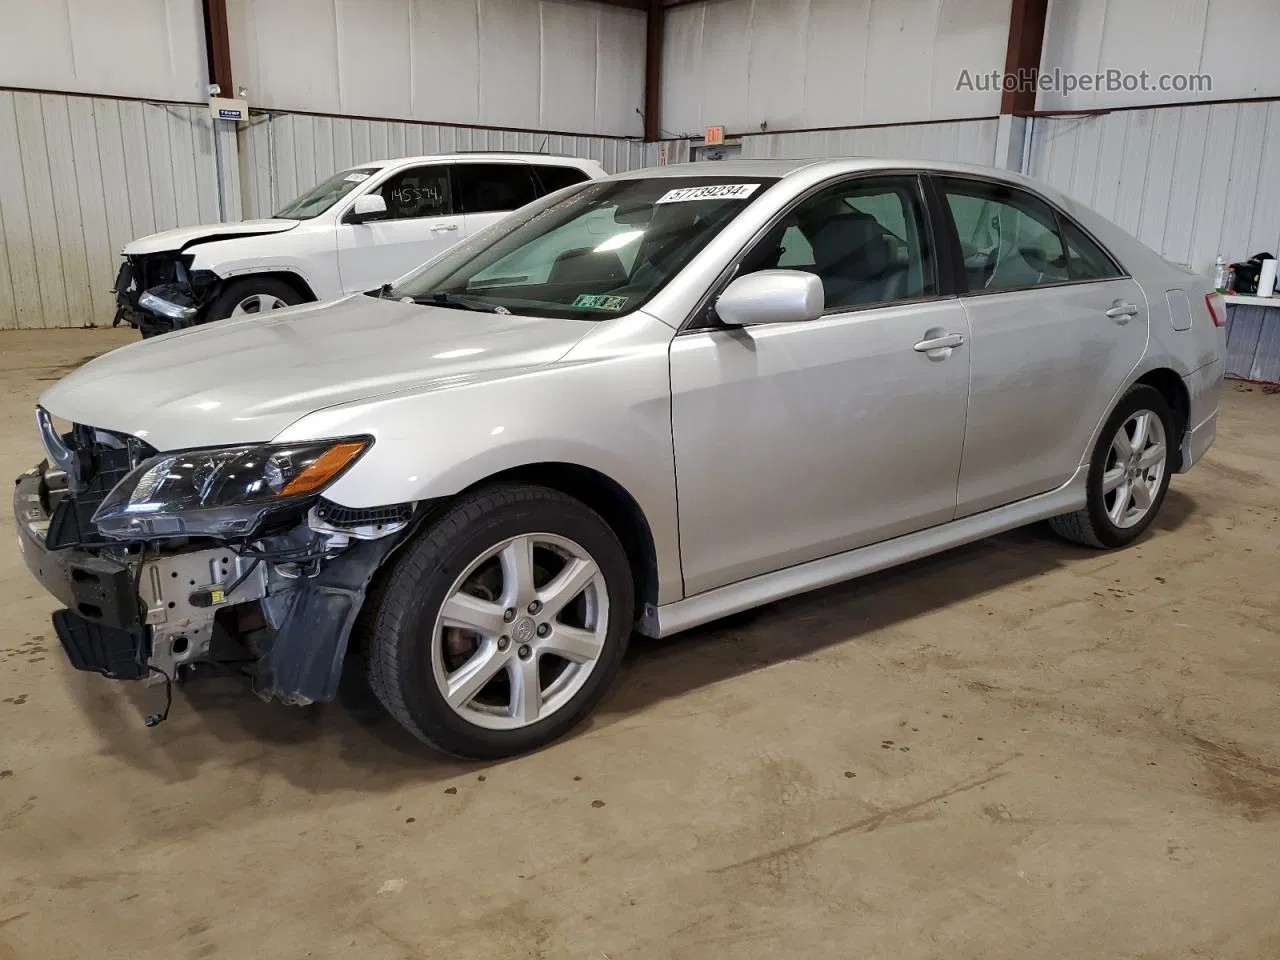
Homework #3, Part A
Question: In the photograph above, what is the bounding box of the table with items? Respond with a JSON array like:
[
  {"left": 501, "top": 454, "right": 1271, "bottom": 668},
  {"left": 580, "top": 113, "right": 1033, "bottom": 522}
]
[{"left": 1223, "top": 294, "right": 1280, "bottom": 385}]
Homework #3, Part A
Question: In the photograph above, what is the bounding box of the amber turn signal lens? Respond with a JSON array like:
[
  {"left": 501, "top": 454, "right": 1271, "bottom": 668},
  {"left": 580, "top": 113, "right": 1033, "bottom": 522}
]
[{"left": 280, "top": 440, "right": 368, "bottom": 496}]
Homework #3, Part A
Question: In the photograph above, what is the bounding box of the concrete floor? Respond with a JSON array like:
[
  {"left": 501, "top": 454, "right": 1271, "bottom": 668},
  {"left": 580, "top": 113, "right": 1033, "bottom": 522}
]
[{"left": 1, "top": 329, "right": 1279, "bottom": 959}]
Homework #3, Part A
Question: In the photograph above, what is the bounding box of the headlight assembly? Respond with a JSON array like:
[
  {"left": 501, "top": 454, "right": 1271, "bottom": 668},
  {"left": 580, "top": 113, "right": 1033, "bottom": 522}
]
[{"left": 92, "top": 438, "right": 370, "bottom": 540}]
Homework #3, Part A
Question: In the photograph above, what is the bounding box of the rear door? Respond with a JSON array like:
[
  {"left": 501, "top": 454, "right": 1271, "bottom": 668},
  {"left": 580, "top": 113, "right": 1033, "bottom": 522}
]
[
  {"left": 455, "top": 162, "right": 542, "bottom": 238},
  {"left": 932, "top": 175, "right": 1148, "bottom": 516},
  {"left": 334, "top": 163, "right": 462, "bottom": 293}
]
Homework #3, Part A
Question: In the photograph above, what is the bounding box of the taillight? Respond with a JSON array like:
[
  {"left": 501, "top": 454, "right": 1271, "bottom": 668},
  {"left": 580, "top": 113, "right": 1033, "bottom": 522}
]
[{"left": 1205, "top": 291, "right": 1227, "bottom": 327}]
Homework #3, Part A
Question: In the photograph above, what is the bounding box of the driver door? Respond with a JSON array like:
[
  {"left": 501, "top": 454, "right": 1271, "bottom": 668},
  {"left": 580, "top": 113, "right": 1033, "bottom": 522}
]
[
  {"left": 335, "top": 163, "right": 463, "bottom": 293},
  {"left": 669, "top": 175, "right": 972, "bottom": 596}
]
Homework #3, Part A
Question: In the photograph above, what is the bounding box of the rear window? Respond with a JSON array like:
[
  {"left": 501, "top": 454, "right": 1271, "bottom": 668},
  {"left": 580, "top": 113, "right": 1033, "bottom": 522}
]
[
  {"left": 454, "top": 163, "right": 541, "bottom": 214},
  {"left": 534, "top": 164, "right": 592, "bottom": 194}
]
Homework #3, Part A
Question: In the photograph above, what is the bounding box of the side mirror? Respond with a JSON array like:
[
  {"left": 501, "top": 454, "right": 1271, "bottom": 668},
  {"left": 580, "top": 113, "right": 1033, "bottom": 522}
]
[
  {"left": 347, "top": 193, "right": 388, "bottom": 224},
  {"left": 715, "top": 269, "right": 824, "bottom": 326}
]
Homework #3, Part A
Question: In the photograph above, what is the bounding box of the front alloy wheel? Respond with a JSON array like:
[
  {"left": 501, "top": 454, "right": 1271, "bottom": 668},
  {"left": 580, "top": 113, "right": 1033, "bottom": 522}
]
[
  {"left": 433, "top": 533, "right": 609, "bottom": 730},
  {"left": 363, "top": 485, "right": 633, "bottom": 759}
]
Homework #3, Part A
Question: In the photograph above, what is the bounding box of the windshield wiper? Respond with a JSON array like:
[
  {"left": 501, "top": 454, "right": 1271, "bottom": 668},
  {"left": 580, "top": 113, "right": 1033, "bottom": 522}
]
[{"left": 413, "top": 292, "right": 509, "bottom": 314}]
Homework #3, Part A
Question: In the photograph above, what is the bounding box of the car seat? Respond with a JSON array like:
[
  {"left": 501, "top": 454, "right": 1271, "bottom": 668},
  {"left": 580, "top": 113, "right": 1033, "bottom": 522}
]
[{"left": 807, "top": 212, "right": 904, "bottom": 307}]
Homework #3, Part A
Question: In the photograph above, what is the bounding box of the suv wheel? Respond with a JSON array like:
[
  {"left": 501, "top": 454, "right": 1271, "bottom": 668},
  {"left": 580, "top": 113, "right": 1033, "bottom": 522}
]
[
  {"left": 206, "top": 277, "right": 303, "bottom": 322},
  {"left": 363, "top": 485, "right": 634, "bottom": 759},
  {"left": 1049, "top": 384, "right": 1175, "bottom": 549}
]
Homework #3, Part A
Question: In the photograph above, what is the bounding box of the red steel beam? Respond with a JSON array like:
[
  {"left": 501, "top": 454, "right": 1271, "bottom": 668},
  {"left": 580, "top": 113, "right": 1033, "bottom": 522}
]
[
  {"left": 202, "top": 0, "right": 234, "bottom": 94},
  {"left": 1001, "top": 0, "right": 1049, "bottom": 116},
  {"left": 644, "top": 0, "right": 665, "bottom": 141}
]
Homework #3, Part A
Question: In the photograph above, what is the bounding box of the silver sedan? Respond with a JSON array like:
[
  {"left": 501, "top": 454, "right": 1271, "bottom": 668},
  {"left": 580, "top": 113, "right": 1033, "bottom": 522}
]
[{"left": 19, "top": 158, "right": 1225, "bottom": 758}]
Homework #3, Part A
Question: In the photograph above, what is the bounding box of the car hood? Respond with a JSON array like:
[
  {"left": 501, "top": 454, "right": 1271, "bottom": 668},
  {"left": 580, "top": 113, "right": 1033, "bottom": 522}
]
[
  {"left": 122, "top": 219, "right": 299, "bottom": 255},
  {"left": 39, "top": 296, "right": 596, "bottom": 451}
]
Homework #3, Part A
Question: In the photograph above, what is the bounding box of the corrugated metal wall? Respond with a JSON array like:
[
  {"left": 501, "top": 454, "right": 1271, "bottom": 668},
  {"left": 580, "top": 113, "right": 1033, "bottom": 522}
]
[
  {"left": 0, "top": 90, "right": 221, "bottom": 330},
  {"left": 237, "top": 111, "right": 683, "bottom": 219},
  {"left": 1040, "top": 0, "right": 1280, "bottom": 112},
  {"left": 0, "top": 0, "right": 208, "bottom": 102},
  {"left": 226, "top": 0, "right": 646, "bottom": 137},
  {"left": 739, "top": 118, "right": 999, "bottom": 165},
  {"left": 1028, "top": 100, "right": 1280, "bottom": 275},
  {"left": 662, "top": 0, "right": 1008, "bottom": 136}
]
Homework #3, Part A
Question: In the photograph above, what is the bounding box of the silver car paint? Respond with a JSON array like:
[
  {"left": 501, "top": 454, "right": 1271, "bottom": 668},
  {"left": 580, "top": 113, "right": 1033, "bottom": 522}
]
[
  {"left": 37, "top": 157, "right": 1223, "bottom": 632},
  {"left": 670, "top": 298, "right": 972, "bottom": 595},
  {"left": 39, "top": 295, "right": 598, "bottom": 451},
  {"left": 953, "top": 276, "right": 1150, "bottom": 515}
]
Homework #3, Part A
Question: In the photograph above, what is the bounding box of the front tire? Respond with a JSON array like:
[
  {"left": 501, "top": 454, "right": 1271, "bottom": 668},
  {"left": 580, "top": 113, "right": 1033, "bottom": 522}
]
[
  {"left": 1049, "top": 384, "right": 1174, "bottom": 549},
  {"left": 205, "top": 276, "right": 303, "bottom": 323},
  {"left": 362, "top": 485, "right": 634, "bottom": 760}
]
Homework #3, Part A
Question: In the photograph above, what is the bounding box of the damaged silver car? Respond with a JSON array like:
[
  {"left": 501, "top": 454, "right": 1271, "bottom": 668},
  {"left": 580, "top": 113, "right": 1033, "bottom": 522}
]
[{"left": 16, "top": 160, "right": 1224, "bottom": 759}]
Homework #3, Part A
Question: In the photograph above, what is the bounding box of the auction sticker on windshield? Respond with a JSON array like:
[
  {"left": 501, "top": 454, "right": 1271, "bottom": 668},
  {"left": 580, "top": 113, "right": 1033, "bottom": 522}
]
[
  {"left": 656, "top": 184, "right": 761, "bottom": 204},
  {"left": 573, "top": 294, "right": 629, "bottom": 311}
]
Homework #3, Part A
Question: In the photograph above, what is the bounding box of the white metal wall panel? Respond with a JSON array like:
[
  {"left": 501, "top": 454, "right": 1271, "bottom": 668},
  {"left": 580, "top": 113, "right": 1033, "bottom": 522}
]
[
  {"left": 0, "top": 91, "right": 221, "bottom": 330},
  {"left": 227, "top": 0, "right": 644, "bottom": 136},
  {"left": 662, "top": 0, "right": 1006, "bottom": 136},
  {"left": 739, "top": 118, "right": 1000, "bottom": 166},
  {"left": 0, "top": 0, "right": 207, "bottom": 102},
  {"left": 1028, "top": 101, "right": 1280, "bottom": 276},
  {"left": 479, "top": 0, "right": 542, "bottom": 129},
  {"left": 237, "top": 111, "right": 675, "bottom": 219},
  {"left": 410, "top": 0, "right": 482, "bottom": 125},
  {"left": 1040, "top": 0, "right": 1280, "bottom": 111}
]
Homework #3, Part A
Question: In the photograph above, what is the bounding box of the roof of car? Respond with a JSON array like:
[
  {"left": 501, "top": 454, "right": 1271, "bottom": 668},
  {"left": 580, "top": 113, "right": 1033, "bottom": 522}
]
[
  {"left": 604, "top": 156, "right": 1036, "bottom": 185},
  {"left": 358, "top": 152, "right": 599, "bottom": 169}
]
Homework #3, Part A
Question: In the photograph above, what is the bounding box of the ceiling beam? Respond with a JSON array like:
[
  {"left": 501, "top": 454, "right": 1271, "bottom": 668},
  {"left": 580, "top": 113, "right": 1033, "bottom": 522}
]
[{"left": 574, "top": 0, "right": 649, "bottom": 9}]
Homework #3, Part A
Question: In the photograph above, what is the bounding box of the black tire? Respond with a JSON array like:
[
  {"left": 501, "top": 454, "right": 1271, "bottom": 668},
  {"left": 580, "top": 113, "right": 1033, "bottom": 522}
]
[
  {"left": 362, "top": 484, "right": 634, "bottom": 760},
  {"left": 204, "top": 276, "right": 303, "bottom": 322},
  {"left": 1049, "top": 384, "right": 1175, "bottom": 549}
]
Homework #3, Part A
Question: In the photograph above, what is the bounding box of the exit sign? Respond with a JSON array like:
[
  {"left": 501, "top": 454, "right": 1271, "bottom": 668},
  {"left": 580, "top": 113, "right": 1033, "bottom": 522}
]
[{"left": 704, "top": 125, "right": 725, "bottom": 145}]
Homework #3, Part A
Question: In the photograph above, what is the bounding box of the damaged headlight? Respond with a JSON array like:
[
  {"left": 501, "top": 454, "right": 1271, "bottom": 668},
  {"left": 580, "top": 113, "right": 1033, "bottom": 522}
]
[
  {"left": 138, "top": 291, "right": 197, "bottom": 321},
  {"left": 92, "top": 438, "right": 370, "bottom": 539}
]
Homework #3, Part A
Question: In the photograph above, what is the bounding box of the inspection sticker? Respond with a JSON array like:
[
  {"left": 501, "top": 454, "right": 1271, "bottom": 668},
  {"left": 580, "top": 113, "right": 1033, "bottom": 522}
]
[
  {"left": 344, "top": 172, "right": 372, "bottom": 182},
  {"left": 573, "top": 293, "right": 630, "bottom": 311},
  {"left": 656, "top": 183, "right": 761, "bottom": 204}
]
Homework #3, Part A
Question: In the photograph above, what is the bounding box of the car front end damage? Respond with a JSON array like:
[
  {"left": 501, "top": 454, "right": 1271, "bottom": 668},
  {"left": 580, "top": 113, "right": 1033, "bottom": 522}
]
[
  {"left": 14, "top": 412, "right": 417, "bottom": 723},
  {"left": 113, "top": 252, "right": 223, "bottom": 337}
]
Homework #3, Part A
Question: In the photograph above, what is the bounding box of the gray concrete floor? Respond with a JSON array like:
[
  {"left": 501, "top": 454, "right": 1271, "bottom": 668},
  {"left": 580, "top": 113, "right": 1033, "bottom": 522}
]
[{"left": 1, "top": 328, "right": 1279, "bottom": 960}]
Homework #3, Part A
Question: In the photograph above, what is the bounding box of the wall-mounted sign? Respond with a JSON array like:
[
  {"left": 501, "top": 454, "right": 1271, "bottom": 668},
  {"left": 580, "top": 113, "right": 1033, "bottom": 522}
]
[
  {"left": 209, "top": 97, "right": 248, "bottom": 122},
  {"left": 704, "top": 125, "right": 726, "bottom": 146}
]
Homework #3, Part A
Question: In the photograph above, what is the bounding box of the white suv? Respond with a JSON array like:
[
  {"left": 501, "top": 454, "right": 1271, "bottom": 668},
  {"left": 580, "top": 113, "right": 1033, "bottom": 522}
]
[{"left": 113, "top": 153, "right": 605, "bottom": 336}]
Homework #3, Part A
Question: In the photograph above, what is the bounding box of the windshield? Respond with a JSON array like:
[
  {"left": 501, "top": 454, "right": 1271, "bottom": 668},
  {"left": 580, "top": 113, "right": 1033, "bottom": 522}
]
[
  {"left": 274, "top": 167, "right": 380, "bottom": 219},
  {"left": 390, "top": 176, "right": 779, "bottom": 319}
]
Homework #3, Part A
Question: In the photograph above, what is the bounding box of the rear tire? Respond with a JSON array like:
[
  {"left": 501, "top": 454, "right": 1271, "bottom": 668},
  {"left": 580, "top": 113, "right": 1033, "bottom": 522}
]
[
  {"left": 362, "top": 484, "right": 634, "bottom": 760},
  {"left": 1049, "top": 384, "right": 1174, "bottom": 549}
]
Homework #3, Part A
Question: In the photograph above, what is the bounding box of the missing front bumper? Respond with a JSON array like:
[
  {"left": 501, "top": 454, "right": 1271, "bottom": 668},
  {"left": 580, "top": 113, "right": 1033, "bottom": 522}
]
[{"left": 14, "top": 460, "right": 413, "bottom": 709}]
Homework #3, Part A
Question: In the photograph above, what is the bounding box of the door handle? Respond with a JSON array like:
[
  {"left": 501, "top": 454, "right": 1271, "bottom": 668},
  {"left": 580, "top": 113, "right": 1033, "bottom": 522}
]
[
  {"left": 1106, "top": 301, "right": 1138, "bottom": 322},
  {"left": 913, "top": 333, "right": 965, "bottom": 353},
  {"left": 431, "top": 223, "right": 460, "bottom": 232}
]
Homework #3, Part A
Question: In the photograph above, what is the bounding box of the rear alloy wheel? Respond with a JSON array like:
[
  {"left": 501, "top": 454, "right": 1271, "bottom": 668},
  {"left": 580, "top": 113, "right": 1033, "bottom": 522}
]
[
  {"left": 1049, "top": 384, "right": 1174, "bottom": 549},
  {"left": 363, "top": 485, "right": 633, "bottom": 759}
]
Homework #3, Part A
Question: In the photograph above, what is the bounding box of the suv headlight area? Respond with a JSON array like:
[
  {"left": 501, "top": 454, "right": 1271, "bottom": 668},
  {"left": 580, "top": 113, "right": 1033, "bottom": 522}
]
[{"left": 92, "top": 438, "right": 370, "bottom": 539}]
